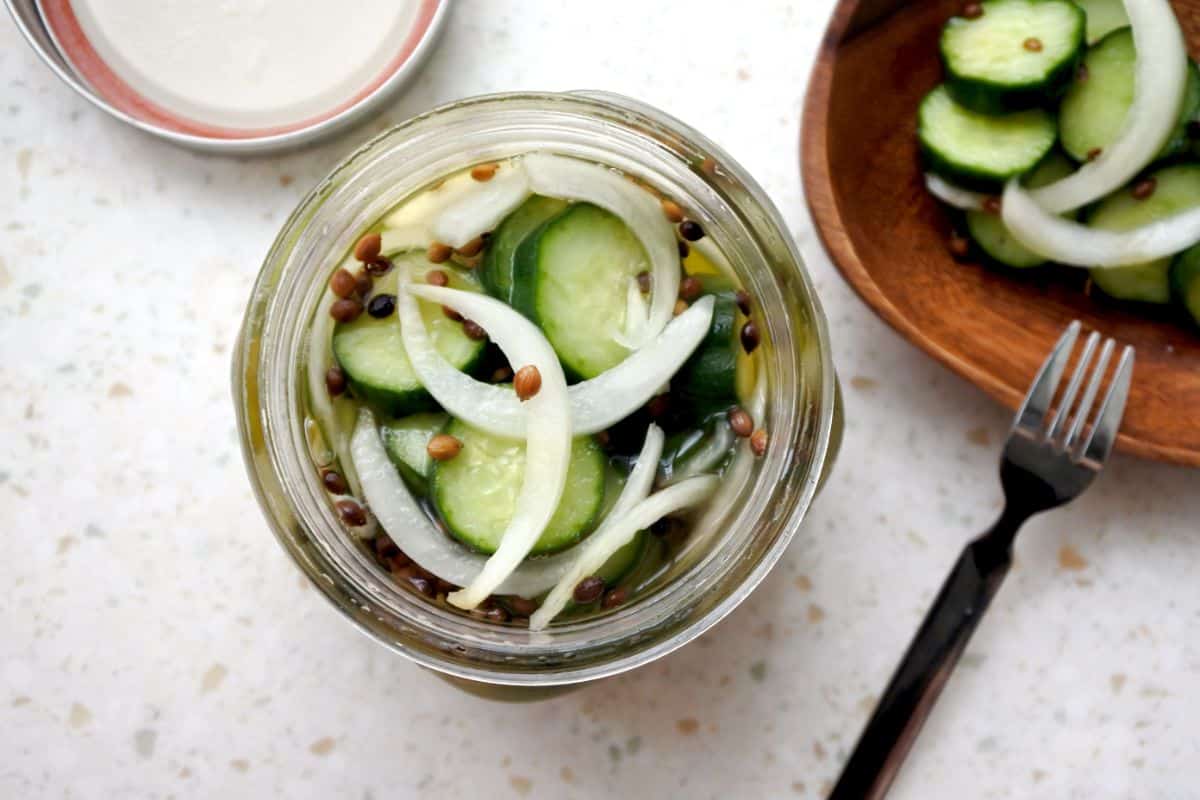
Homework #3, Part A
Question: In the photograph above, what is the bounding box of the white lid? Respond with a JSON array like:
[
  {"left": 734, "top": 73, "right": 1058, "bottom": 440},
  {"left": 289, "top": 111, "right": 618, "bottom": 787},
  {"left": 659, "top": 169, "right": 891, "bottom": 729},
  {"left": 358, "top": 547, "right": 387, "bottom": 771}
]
[{"left": 40, "top": 0, "right": 439, "bottom": 136}]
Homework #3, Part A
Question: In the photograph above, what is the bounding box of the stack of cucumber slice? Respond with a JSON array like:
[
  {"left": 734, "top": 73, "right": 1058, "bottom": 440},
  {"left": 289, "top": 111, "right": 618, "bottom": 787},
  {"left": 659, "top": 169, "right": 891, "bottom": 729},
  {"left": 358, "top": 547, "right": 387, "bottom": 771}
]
[{"left": 918, "top": 0, "right": 1200, "bottom": 328}]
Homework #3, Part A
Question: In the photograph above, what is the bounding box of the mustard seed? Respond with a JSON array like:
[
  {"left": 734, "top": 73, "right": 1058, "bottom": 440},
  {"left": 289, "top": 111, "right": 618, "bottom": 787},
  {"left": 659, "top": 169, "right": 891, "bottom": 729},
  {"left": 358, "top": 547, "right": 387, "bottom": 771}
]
[
  {"left": 428, "top": 242, "right": 453, "bottom": 263},
  {"left": 426, "top": 269, "right": 449, "bottom": 287},
  {"left": 354, "top": 232, "right": 382, "bottom": 262},
  {"left": 514, "top": 365, "right": 542, "bottom": 401},
  {"left": 330, "top": 298, "right": 363, "bottom": 323},
  {"left": 330, "top": 268, "right": 357, "bottom": 298},
  {"left": 573, "top": 576, "right": 605, "bottom": 604}
]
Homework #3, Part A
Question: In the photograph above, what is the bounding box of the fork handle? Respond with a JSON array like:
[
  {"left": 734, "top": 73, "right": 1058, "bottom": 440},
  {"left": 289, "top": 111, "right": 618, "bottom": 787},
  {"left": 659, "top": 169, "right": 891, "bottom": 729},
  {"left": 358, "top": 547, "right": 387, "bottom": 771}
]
[{"left": 829, "top": 510, "right": 1025, "bottom": 800}]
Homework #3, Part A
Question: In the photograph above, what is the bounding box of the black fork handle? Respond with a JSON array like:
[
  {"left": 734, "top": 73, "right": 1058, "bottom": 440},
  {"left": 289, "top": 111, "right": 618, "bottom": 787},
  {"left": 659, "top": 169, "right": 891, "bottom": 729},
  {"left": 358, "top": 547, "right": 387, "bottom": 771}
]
[{"left": 829, "top": 508, "right": 1026, "bottom": 800}]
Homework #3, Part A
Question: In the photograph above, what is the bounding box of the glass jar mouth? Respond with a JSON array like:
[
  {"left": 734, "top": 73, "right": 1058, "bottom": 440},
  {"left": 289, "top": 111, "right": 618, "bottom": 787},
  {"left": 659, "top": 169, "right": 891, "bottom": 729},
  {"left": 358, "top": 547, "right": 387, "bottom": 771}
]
[{"left": 233, "top": 91, "right": 837, "bottom": 686}]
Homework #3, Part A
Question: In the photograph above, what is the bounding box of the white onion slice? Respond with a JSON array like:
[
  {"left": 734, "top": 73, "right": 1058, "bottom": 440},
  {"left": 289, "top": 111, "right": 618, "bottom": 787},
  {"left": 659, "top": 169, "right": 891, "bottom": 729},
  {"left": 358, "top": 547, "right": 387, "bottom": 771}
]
[
  {"left": 400, "top": 283, "right": 572, "bottom": 610},
  {"left": 614, "top": 276, "right": 650, "bottom": 348},
  {"left": 529, "top": 474, "right": 719, "bottom": 631},
  {"left": 431, "top": 163, "right": 531, "bottom": 248},
  {"left": 305, "top": 289, "right": 363, "bottom": 495},
  {"left": 1031, "top": 0, "right": 1187, "bottom": 213},
  {"left": 610, "top": 424, "right": 665, "bottom": 519},
  {"left": 1001, "top": 179, "right": 1200, "bottom": 267},
  {"left": 924, "top": 173, "right": 987, "bottom": 211},
  {"left": 351, "top": 408, "right": 583, "bottom": 596},
  {"left": 380, "top": 225, "right": 429, "bottom": 256},
  {"left": 522, "top": 152, "right": 680, "bottom": 344},
  {"left": 399, "top": 288, "right": 714, "bottom": 438}
]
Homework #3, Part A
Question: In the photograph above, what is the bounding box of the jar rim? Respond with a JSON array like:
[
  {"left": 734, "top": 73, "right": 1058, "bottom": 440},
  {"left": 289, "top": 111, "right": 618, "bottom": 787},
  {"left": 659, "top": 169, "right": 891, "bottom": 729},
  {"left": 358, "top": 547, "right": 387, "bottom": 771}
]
[{"left": 233, "top": 90, "right": 838, "bottom": 686}]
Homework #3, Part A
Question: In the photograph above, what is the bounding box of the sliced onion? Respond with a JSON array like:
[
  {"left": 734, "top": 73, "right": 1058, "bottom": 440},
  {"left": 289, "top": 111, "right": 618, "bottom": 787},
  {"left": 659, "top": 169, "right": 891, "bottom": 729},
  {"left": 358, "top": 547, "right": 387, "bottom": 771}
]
[
  {"left": 431, "top": 163, "right": 531, "bottom": 248},
  {"left": 522, "top": 152, "right": 679, "bottom": 344},
  {"left": 1031, "top": 0, "right": 1187, "bottom": 213},
  {"left": 665, "top": 423, "right": 735, "bottom": 486},
  {"left": 399, "top": 287, "right": 714, "bottom": 438},
  {"left": 529, "top": 474, "right": 719, "bottom": 631},
  {"left": 1002, "top": 179, "right": 1200, "bottom": 267},
  {"left": 610, "top": 424, "right": 665, "bottom": 519},
  {"left": 306, "top": 288, "right": 363, "bottom": 495},
  {"left": 924, "top": 173, "right": 987, "bottom": 211},
  {"left": 569, "top": 294, "right": 714, "bottom": 432},
  {"left": 400, "top": 283, "right": 572, "bottom": 610},
  {"left": 380, "top": 225, "right": 429, "bottom": 256},
  {"left": 613, "top": 276, "right": 650, "bottom": 348},
  {"left": 351, "top": 408, "right": 583, "bottom": 596}
]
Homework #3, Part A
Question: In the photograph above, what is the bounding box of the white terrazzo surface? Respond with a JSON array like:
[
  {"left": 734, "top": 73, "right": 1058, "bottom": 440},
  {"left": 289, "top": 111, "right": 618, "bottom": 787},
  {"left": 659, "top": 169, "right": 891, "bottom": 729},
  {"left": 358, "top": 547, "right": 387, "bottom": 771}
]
[{"left": 3, "top": 2, "right": 1198, "bottom": 798}]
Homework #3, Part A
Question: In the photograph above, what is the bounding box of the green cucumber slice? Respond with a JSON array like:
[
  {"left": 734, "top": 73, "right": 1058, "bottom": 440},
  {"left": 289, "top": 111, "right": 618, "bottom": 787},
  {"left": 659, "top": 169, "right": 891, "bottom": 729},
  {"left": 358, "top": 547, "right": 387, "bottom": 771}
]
[
  {"left": 918, "top": 84, "right": 1057, "bottom": 188},
  {"left": 965, "top": 150, "right": 1075, "bottom": 267},
  {"left": 380, "top": 412, "right": 447, "bottom": 493},
  {"left": 1059, "top": 28, "right": 1134, "bottom": 163},
  {"left": 1086, "top": 164, "right": 1200, "bottom": 304},
  {"left": 1060, "top": 29, "right": 1199, "bottom": 163},
  {"left": 1073, "top": 0, "right": 1129, "bottom": 44},
  {"left": 431, "top": 420, "right": 607, "bottom": 555},
  {"left": 672, "top": 276, "right": 742, "bottom": 424},
  {"left": 1170, "top": 244, "right": 1200, "bottom": 326},
  {"left": 941, "top": 0, "right": 1085, "bottom": 113},
  {"left": 1091, "top": 261, "right": 1172, "bottom": 304},
  {"left": 332, "top": 255, "right": 486, "bottom": 416},
  {"left": 1159, "top": 62, "right": 1200, "bottom": 160},
  {"left": 480, "top": 195, "right": 569, "bottom": 303},
  {"left": 513, "top": 203, "right": 649, "bottom": 379}
]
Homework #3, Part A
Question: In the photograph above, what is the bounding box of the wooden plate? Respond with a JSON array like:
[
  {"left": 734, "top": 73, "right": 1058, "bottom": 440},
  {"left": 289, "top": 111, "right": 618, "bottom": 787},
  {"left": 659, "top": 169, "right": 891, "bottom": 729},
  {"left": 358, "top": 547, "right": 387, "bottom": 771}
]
[{"left": 802, "top": 0, "right": 1200, "bottom": 467}]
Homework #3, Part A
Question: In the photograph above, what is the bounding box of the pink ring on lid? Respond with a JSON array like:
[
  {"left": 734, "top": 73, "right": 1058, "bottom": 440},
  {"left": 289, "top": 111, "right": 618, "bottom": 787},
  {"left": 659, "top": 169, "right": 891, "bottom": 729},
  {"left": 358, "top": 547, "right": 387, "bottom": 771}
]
[{"left": 38, "top": 0, "right": 441, "bottom": 140}]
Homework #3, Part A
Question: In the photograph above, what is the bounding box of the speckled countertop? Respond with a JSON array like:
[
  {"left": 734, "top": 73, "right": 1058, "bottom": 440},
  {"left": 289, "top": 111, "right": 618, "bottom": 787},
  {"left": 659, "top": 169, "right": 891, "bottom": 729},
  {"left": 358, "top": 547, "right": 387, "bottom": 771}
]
[{"left": 3, "top": 2, "right": 1199, "bottom": 798}]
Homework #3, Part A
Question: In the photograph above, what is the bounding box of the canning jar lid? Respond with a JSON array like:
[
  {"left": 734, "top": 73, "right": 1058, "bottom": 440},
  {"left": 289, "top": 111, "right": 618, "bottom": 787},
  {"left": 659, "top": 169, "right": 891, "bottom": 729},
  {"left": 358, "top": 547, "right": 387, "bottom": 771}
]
[{"left": 6, "top": 0, "right": 448, "bottom": 153}]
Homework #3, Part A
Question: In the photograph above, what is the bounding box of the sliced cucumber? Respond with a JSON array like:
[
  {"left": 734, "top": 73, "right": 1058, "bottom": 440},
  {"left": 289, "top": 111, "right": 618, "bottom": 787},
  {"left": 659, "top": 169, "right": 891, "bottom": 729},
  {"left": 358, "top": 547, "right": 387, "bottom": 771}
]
[
  {"left": 380, "top": 412, "right": 447, "bottom": 493},
  {"left": 431, "top": 420, "right": 606, "bottom": 555},
  {"left": 1170, "top": 244, "right": 1200, "bottom": 326},
  {"left": 1059, "top": 28, "right": 1134, "bottom": 163},
  {"left": 1091, "top": 261, "right": 1172, "bottom": 304},
  {"left": 1085, "top": 164, "right": 1200, "bottom": 304},
  {"left": 333, "top": 258, "right": 486, "bottom": 416},
  {"left": 1073, "top": 0, "right": 1129, "bottom": 44},
  {"left": 918, "top": 84, "right": 1057, "bottom": 188},
  {"left": 1061, "top": 29, "right": 1198, "bottom": 163},
  {"left": 480, "top": 195, "right": 569, "bottom": 303},
  {"left": 672, "top": 276, "right": 743, "bottom": 424},
  {"left": 1160, "top": 62, "right": 1200, "bottom": 161},
  {"left": 965, "top": 150, "right": 1075, "bottom": 267},
  {"left": 513, "top": 203, "right": 648, "bottom": 379},
  {"left": 941, "top": 0, "right": 1084, "bottom": 113}
]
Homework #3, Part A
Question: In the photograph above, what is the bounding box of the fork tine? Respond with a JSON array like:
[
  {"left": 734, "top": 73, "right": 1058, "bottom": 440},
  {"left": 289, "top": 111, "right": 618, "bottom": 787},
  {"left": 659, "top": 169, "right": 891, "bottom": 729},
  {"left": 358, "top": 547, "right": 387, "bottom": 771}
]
[
  {"left": 1013, "top": 320, "right": 1080, "bottom": 433},
  {"left": 1063, "top": 337, "right": 1114, "bottom": 450},
  {"left": 1078, "top": 345, "right": 1135, "bottom": 465},
  {"left": 1045, "top": 331, "right": 1100, "bottom": 442}
]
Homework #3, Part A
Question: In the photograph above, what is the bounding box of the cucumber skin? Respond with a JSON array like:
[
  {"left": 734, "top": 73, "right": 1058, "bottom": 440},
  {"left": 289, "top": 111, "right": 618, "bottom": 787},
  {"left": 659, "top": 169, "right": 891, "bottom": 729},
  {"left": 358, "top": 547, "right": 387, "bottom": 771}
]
[
  {"left": 1160, "top": 61, "right": 1200, "bottom": 162},
  {"left": 940, "top": 1, "right": 1086, "bottom": 114},
  {"left": 1170, "top": 245, "right": 1200, "bottom": 326},
  {"left": 672, "top": 277, "right": 740, "bottom": 424},
  {"left": 918, "top": 87, "right": 1058, "bottom": 190},
  {"left": 480, "top": 195, "right": 569, "bottom": 304}
]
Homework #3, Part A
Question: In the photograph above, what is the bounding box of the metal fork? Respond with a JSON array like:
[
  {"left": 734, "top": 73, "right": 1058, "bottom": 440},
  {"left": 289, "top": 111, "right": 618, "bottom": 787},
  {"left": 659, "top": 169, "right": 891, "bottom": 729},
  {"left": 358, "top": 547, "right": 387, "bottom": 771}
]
[{"left": 830, "top": 321, "right": 1135, "bottom": 800}]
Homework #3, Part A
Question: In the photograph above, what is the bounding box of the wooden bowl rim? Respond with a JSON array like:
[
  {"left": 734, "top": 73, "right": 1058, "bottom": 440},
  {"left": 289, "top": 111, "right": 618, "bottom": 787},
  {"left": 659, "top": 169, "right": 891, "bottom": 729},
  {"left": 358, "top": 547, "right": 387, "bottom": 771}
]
[{"left": 800, "top": 0, "right": 1199, "bottom": 467}]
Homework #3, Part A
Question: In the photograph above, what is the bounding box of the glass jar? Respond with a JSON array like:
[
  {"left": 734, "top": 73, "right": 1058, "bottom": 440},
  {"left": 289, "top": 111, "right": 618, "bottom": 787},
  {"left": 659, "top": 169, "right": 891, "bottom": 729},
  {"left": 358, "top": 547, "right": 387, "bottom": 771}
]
[{"left": 233, "top": 91, "right": 842, "bottom": 693}]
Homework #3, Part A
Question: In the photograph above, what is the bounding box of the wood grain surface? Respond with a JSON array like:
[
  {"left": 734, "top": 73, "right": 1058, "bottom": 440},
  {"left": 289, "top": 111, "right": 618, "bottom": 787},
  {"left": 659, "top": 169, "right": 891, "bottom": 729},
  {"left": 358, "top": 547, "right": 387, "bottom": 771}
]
[{"left": 802, "top": 0, "right": 1200, "bottom": 467}]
